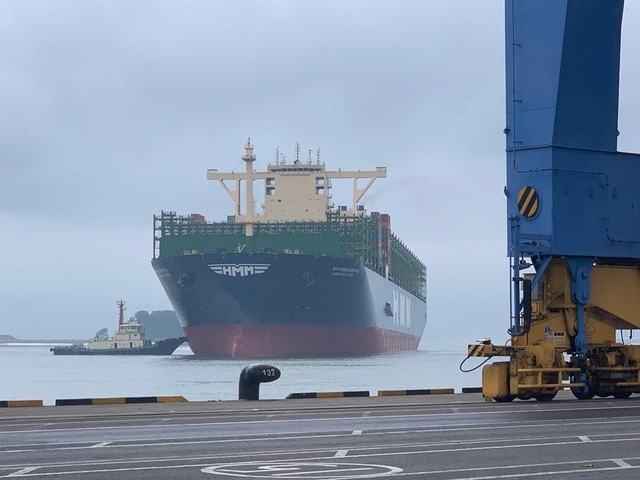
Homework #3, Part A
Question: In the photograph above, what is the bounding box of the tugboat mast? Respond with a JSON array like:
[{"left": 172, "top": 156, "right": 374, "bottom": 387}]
[{"left": 117, "top": 300, "right": 126, "bottom": 327}]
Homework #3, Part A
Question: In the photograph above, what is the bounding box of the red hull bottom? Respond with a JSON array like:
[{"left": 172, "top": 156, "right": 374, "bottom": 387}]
[{"left": 184, "top": 324, "right": 421, "bottom": 358}]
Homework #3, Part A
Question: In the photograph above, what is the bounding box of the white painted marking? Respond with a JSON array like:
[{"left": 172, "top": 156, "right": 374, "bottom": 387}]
[
  {"left": 578, "top": 436, "right": 591, "bottom": 442},
  {"left": 352, "top": 430, "right": 362, "bottom": 435},
  {"left": 452, "top": 407, "right": 461, "bottom": 413},
  {"left": 257, "top": 466, "right": 298, "bottom": 471},
  {"left": 334, "top": 450, "right": 348, "bottom": 458},
  {"left": 7, "top": 467, "right": 39, "bottom": 477},
  {"left": 89, "top": 442, "right": 111, "bottom": 448},
  {"left": 278, "top": 466, "right": 373, "bottom": 475},
  {"left": 202, "top": 462, "right": 402, "bottom": 478},
  {"left": 613, "top": 459, "right": 633, "bottom": 468},
  {"left": 361, "top": 411, "right": 370, "bottom": 417}
]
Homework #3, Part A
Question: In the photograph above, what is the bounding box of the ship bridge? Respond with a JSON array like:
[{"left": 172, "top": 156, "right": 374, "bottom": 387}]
[{"left": 206, "top": 140, "right": 387, "bottom": 231}]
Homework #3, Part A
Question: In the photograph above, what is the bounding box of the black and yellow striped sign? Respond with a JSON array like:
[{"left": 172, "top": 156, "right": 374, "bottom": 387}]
[
  {"left": 467, "top": 344, "right": 512, "bottom": 357},
  {"left": 0, "top": 400, "right": 43, "bottom": 408},
  {"left": 286, "top": 391, "right": 369, "bottom": 399},
  {"left": 378, "top": 388, "right": 455, "bottom": 396},
  {"left": 517, "top": 186, "right": 539, "bottom": 218},
  {"left": 55, "top": 396, "right": 187, "bottom": 406},
  {"left": 468, "top": 344, "right": 486, "bottom": 357}
]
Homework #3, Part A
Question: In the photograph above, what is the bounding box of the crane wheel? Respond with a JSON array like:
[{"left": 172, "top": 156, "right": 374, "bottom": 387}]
[
  {"left": 613, "top": 391, "right": 632, "bottom": 399},
  {"left": 534, "top": 390, "right": 557, "bottom": 402},
  {"left": 571, "top": 386, "right": 595, "bottom": 400},
  {"left": 493, "top": 395, "right": 515, "bottom": 403}
]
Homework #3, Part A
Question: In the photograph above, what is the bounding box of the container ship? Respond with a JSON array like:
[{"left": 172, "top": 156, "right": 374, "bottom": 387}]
[{"left": 152, "top": 140, "right": 427, "bottom": 358}]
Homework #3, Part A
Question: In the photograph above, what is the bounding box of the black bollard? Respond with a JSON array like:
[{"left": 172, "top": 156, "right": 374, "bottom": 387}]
[{"left": 238, "top": 364, "right": 281, "bottom": 400}]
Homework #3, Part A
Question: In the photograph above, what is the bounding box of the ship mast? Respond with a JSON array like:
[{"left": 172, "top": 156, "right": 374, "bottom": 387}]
[
  {"left": 117, "top": 300, "right": 125, "bottom": 327},
  {"left": 242, "top": 138, "right": 257, "bottom": 236}
]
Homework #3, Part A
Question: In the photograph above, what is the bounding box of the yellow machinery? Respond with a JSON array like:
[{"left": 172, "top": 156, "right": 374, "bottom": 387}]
[{"left": 469, "top": 260, "right": 640, "bottom": 402}]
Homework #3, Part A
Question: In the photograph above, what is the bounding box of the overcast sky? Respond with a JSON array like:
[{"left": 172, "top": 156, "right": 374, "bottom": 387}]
[{"left": 2, "top": 1, "right": 640, "bottom": 351}]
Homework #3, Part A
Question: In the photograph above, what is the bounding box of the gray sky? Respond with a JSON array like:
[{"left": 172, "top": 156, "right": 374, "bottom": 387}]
[{"left": 2, "top": 1, "right": 640, "bottom": 350}]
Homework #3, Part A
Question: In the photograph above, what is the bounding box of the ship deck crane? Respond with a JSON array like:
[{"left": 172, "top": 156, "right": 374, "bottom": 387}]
[{"left": 468, "top": 0, "right": 640, "bottom": 401}]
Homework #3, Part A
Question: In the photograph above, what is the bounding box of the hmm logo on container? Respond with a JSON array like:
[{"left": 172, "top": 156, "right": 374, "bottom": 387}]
[{"left": 208, "top": 264, "right": 271, "bottom": 277}]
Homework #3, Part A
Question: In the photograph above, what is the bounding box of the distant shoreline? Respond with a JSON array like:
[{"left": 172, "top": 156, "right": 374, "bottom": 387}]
[{"left": 0, "top": 335, "right": 82, "bottom": 344}]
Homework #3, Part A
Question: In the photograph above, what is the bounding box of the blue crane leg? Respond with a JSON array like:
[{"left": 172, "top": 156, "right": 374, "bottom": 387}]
[{"left": 567, "top": 257, "right": 594, "bottom": 390}]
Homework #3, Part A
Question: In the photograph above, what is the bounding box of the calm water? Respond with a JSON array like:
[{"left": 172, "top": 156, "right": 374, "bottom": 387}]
[{"left": 1, "top": 344, "right": 482, "bottom": 405}]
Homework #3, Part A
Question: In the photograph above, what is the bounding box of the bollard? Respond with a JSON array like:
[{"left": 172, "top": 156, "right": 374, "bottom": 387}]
[{"left": 238, "top": 364, "right": 281, "bottom": 400}]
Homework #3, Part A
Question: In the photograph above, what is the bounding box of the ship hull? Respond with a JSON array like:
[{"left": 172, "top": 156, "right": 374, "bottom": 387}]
[
  {"left": 153, "top": 253, "right": 427, "bottom": 358},
  {"left": 184, "top": 324, "right": 420, "bottom": 358}
]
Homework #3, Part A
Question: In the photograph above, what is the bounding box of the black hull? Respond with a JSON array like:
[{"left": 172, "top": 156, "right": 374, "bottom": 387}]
[
  {"left": 50, "top": 337, "right": 187, "bottom": 356},
  {"left": 153, "top": 252, "right": 427, "bottom": 357}
]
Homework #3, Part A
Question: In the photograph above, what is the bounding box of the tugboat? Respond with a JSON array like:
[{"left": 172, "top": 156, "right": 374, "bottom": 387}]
[{"left": 50, "top": 300, "right": 187, "bottom": 356}]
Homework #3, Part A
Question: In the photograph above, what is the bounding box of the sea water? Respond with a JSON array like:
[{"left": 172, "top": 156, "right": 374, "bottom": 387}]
[{"left": 0, "top": 344, "right": 483, "bottom": 405}]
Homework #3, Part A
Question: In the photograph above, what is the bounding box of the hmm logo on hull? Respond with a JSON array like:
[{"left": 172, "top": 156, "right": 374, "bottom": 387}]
[{"left": 208, "top": 264, "right": 271, "bottom": 277}]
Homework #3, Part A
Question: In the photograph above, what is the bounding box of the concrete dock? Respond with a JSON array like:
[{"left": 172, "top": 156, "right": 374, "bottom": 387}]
[{"left": 2, "top": 392, "right": 640, "bottom": 479}]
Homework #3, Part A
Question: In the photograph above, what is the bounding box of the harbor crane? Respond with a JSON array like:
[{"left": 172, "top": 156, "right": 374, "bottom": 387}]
[{"left": 468, "top": 0, "right": 640, "bottom": 401}]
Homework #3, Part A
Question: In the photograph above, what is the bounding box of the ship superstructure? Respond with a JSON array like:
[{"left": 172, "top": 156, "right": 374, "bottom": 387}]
[{"left": 87, "top": 300, "right": 145, "bottom": 350}]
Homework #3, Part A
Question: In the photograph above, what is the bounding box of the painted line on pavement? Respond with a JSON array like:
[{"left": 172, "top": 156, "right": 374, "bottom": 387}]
[
  {"left": 613, "top": 459, "right": 633, "bottom": 468},
  {"left": 6, "top": 467, "right": 39, "bottom": 477}
]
